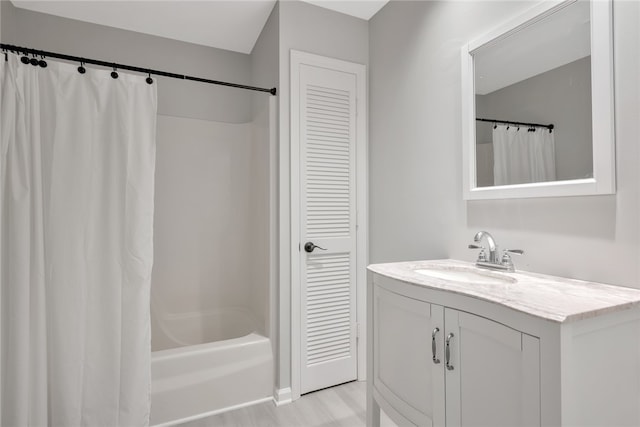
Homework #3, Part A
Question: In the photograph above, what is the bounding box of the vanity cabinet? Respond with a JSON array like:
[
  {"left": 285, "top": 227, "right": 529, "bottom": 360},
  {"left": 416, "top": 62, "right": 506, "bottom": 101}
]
[
  {"left": 373, "top": 286, "right": 539, "bottom": 427},
  {"left": 367, "top": 260, "right": 640, "bottom": 427}
]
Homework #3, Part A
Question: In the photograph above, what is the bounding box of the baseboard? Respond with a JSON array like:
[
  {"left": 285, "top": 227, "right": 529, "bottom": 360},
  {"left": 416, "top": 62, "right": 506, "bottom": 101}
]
[{"left": 273, "top": 387, "right": 292, "bottom": 406}]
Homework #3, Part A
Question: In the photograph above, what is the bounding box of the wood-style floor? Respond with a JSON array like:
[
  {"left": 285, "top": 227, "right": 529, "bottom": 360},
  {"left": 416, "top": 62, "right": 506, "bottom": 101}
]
[{"left": 180, "top": 381, "right": 393, "bottom": 427}]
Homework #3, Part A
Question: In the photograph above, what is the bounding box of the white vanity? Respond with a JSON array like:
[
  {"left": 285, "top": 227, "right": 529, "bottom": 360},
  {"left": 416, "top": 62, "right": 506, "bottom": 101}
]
[{"left": 367, "top": 260, "right": 640, "bottom": 426}]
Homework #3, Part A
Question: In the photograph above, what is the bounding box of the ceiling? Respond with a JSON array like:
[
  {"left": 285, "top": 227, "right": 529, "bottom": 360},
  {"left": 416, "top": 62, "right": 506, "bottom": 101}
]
[{"left": 11, "top": 0, "right": 389, "bottom": 54}]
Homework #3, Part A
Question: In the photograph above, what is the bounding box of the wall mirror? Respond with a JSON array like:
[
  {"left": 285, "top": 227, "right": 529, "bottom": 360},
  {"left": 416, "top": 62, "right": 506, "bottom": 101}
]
[{"left": 461, "top": 0, "right": 615, "bottom": 200}]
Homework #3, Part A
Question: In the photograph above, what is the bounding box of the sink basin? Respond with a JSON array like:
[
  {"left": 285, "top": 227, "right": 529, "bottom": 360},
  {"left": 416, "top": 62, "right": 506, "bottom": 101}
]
[{"left": 414, "top": 267, "right": 516, "bottom": 286}]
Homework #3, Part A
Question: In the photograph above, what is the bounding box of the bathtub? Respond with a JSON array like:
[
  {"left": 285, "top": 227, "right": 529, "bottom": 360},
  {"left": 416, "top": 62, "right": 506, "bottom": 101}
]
[{"left": 150, "top": 308, "right": 273, "bottom": 426}]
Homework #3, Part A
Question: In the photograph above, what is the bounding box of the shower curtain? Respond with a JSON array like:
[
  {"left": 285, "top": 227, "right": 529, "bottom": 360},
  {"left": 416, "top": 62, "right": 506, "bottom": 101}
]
[
  {"left": 493, "top": 124, "right": 556, "bottom": 186},
  {"left": 0, "top": 54, "right": 157, "bottom": 425}
]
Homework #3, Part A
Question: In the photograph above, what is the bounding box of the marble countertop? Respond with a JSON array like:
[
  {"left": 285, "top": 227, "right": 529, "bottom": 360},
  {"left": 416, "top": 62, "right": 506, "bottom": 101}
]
[{"left": 368, "top": 259, "right": 640, "bottom": 323}]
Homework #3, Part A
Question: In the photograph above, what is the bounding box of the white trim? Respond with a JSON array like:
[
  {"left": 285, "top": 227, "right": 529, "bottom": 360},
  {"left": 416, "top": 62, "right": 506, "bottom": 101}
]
[
  {"left": 355, "top": 59, "right": 369, "bottom": 383},
  {"left": 290, "top": 49, "right": 368, "bottom": 400},
  {"left": 273, "top": 387, "right": 293, "bottom": 406},
  {"left": 290, "top": 50, "right": 302, "bottom": 401},
  {"left": 468, "top": 0, "right": 571, "bottom": 53},
  {"left": 151, "top": 396, "right": 273, "bottom": 427},
  {"left": 461, "top": 0, "right": 615, "bottom": 200},
  {"left": 268, "top": 95, "right": 279, "bottom": 391}
]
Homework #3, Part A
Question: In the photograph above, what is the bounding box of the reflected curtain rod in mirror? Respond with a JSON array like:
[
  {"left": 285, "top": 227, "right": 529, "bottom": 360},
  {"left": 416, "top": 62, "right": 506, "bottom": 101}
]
[
  {"left": 461, "top": 0, "right": 615, "bottom": 200},
  {"left": 476, "top": 118, "right": 554, "bottom": 132}
]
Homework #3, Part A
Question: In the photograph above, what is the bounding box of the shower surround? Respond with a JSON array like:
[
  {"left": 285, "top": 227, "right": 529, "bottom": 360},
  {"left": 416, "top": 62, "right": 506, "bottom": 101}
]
[{"left": 150, "top": 108, "right": 273, "bottom": 425}]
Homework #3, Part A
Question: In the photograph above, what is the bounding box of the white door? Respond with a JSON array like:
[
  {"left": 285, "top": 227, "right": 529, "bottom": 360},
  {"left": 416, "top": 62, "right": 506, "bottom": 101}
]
[
  {"left": 297, "top": 61, "right": 359, "bottom": 394},
  {"left": 445, "top": 309, "right": 541, "bottom": 427},
  {"left": 373, "top": 287, "right": 445, "bottom": 426}
]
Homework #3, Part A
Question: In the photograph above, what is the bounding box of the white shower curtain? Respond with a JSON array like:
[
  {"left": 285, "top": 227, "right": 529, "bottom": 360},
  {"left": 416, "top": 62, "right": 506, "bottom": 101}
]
[
  {"left": 493, "top": 124, "right": 556, "bottom": 186},
  {"left": 0, "top": 54, "right": 157, "bottom": 425}
]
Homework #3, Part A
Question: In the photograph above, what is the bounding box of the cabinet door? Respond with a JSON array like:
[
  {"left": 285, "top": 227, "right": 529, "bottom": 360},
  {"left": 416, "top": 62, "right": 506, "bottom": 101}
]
[
  {"left": 373, "top": 286, "right": 445, "bottom": 426},
  {"left": 444, "top": 309, "right": 540, "bottom": 427}
]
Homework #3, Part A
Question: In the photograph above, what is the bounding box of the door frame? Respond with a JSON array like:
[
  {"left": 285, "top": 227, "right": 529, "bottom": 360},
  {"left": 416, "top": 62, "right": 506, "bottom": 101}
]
[{"left": 290, "top": 49, "right": 368, "bottom": 400}]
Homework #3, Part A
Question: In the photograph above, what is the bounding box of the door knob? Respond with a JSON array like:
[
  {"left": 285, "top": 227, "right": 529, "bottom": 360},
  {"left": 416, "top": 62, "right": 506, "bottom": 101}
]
[{"left": 304, "top": 242, "right": 327, "bottom": 253}]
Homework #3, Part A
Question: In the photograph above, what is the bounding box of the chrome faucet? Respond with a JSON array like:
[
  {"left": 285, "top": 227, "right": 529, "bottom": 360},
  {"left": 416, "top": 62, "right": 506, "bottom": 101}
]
[
  {"left": 468, "top": 231, "right": 524, "bottom": 272},
  {"left": 474, "top": 231, "right": 498, "bottom": 263}
]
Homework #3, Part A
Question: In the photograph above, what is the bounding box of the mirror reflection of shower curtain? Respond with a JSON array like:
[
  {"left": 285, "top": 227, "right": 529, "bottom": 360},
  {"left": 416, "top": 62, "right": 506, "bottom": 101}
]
[
  {"left": 0, "top": 54, "right": 157, "bottom": 425},
  {"left": 493, "top": 125, "right": 556, "bottom": 186}
]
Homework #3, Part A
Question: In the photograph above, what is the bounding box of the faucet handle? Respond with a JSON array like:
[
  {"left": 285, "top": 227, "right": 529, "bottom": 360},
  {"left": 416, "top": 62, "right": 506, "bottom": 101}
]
[
  {"left": 505, "top": 249, "right": 524, "bottom": 255},
  {"left": 468, "top": 244, "right": 488, "bottom": 262},
  {"left": 501, "top": 249, "right": 523, "bottom": 272}
]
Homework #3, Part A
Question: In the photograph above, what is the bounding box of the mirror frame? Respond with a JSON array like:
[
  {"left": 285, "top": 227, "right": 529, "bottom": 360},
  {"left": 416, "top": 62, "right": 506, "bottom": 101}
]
[{"left": 461, "top": 0, "right": 615, "bottom": 200}]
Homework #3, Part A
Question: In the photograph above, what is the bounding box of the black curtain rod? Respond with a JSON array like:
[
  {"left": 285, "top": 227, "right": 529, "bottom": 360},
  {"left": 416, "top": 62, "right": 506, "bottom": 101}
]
[
  {"left": 476, "top": 117, "right": 554, "bottom": 131},
  {"left": 1, "top": 43, "right": 277, "bottom": 96}
]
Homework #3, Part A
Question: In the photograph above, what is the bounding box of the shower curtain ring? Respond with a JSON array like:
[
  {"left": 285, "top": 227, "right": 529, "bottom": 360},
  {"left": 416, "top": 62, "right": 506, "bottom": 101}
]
[
  {"left": 78, "top": 62, "right": 86, "bottom": 74},
  {"left": 145, "top": 72, "right": 153, "bottom": 85},
  {"left": 38, "top": 55, "right": 47, "bottom": 68},
  {"left": 30, "top": 54, "right": 39, "bottom": 66},
  {"left": 111, "top": 67, "right": 119, "bottom": 79}
]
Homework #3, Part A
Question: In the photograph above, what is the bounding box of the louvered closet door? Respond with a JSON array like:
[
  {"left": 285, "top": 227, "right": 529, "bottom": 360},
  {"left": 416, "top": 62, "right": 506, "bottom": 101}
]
[{"left": 299, "top": 64, "right": 358, "bottom": 394}]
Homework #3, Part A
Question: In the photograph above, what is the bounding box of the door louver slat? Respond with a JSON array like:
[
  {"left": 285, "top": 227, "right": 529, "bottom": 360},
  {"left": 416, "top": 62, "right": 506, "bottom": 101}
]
[
  {"left": 305, "top": 252, "right": 352, "bottom": 366},
  {"left": 305, "top": 83, "right": 350, "bottom": 241}
]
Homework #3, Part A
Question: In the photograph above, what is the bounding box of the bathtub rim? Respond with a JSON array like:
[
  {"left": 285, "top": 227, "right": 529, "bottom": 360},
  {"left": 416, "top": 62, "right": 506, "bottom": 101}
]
[{"left": 151, "top": 331, "right": 269, "bottom": 361}]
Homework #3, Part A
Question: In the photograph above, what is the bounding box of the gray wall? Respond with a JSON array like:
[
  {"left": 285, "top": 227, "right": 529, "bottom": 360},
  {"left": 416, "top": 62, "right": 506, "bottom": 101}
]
[
  {"left": 277, "top": 0, "right": 369, "bottom": 393},
  {"left": 370, "top": 0, "right": 640, "bottom": 288},
  {"left": 476, "top": 56, "right": 593, "bottom": 184},
  {"left": 252, "top": 3, "right": 279, "bottom": 117},
  {"left": 1, "top": 1, "right": 252, "bottom": 123},
  {"left": 369, "top": 1, "right": 524, "bottom": 264}
]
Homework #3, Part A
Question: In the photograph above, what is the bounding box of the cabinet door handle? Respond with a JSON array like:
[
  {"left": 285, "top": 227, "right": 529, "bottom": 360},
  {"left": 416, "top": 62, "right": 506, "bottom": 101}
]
[
  {"left": 432, "top": 327, "right": 440, "bottom": 364},
  {"left": 445, "top": 332, "right": 454, "bottom": 371}
]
